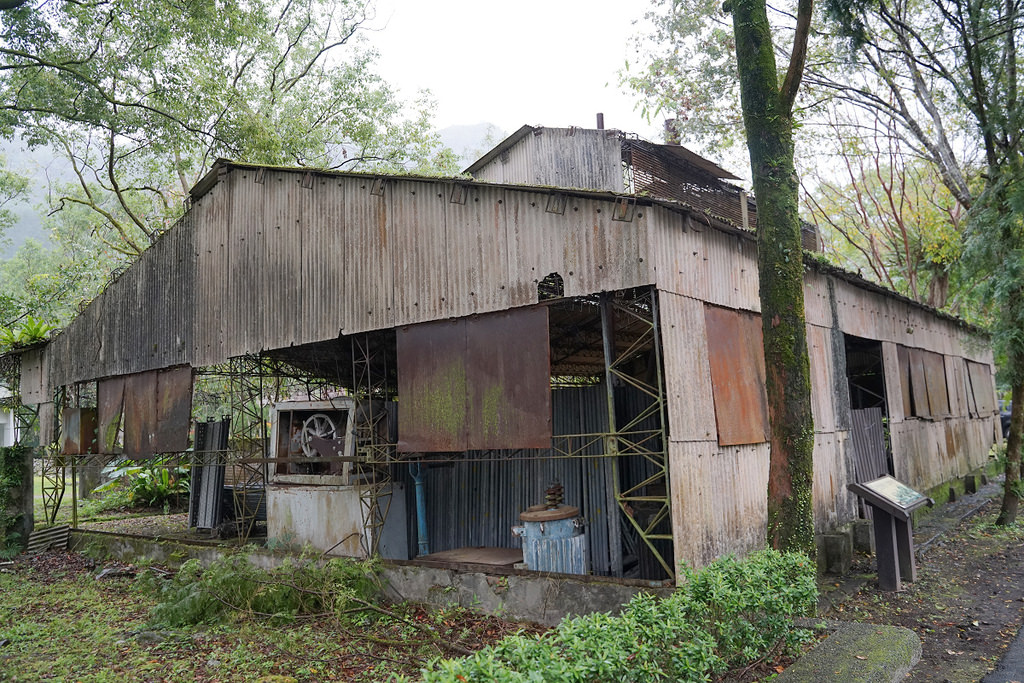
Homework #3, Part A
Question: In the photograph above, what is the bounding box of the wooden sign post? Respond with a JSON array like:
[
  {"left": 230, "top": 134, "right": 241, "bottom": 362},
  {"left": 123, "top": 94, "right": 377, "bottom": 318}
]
[{"left": 848, "top": 476, "right": 933, "bottom": 591}]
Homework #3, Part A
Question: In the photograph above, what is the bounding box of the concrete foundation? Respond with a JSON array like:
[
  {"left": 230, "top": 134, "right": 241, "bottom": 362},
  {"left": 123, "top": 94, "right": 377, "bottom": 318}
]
[{"left": 69, "top": 529, "right": 668, "bottom": 626}]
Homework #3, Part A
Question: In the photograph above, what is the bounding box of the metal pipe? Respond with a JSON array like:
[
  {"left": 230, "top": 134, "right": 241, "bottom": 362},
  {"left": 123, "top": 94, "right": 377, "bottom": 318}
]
[{"left": 409, "top": 462, "right": 429, "bottom": 556}]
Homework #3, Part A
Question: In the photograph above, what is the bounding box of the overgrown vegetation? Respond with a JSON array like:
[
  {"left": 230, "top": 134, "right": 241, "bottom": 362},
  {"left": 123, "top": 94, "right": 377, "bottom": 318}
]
[
  {"left": 95, "top": 462, "right": 190, "bottom": 509},
  {"left": 412, "top": 549, "right": 817, "bottom": 683},
  {"left": 0, "top": 444, "right": 29, "bottom": 558},
  {"left": 144, "top": 554, "right": 382, "bottom": 627}
]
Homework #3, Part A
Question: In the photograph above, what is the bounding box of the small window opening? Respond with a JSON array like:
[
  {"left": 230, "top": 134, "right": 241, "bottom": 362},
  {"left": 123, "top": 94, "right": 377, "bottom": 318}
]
[{"left": 538, "top": 272, "right": 564, "bottom": 301}]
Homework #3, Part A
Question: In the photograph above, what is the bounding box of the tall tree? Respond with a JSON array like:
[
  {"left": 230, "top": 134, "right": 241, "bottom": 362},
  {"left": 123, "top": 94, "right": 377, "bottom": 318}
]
[
  {"left": 0, "top": 0, "right": 456, "bottom": 261},
  {"left": 802, "top": 115, "right": 969, "bottom": 312},
  {"left": 824, "top": 0, "right": 1024, "bottom": 522},
  {"left": 627, "top": 0, "right": 817, "bottom": 556}
]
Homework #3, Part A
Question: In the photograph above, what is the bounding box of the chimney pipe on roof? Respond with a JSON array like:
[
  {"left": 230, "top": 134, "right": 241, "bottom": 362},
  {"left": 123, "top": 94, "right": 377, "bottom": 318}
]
[
  {"left": 596, "top": 113, "right": 604, "bottom": 130},
  {"left": 664, "top": 118, "right": 682, "bottom": 145}
]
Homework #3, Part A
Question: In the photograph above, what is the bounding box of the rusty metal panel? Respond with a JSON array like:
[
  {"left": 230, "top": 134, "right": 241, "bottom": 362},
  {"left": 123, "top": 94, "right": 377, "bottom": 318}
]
[
  {"left": 466, "top": 306, "right": 551, "bottom": 450},
  {"left": 703, "top": 305, "right": 769, "bottom": 446},
  {"left": 922, "top": 349, "right": 950, "bottom": 417},
  {"left": 472, "top": 128, "right": 622, "bottom": 191},
  {"left": 154, "top": 366, "right": 193, "bottom": 452},
  {"left": 397, "top": 318, "right": 467, "bottom": 452},
  {"left": 123, "top": 370, "right": 158, "bottom": 458},
  {"left": 659, "top": 291, "right": 717, "bottom": 441},
  {"left": 397, "top": 308, "right": 552, "bottom": 452},
  {"left": 896, "top": 345, "right": 913, "bottom": 418},
  {"left": 61, "top": 408, "right": 97, "bottom": 455},
  {"left": 906, "top": 347, "right": 929, "bottom": 417},
  {"left": 967, "top": 360, "right": 996, "bottom": 415},
  {"left": 97, "top": 377, "right": 125, "bottom": 454}
]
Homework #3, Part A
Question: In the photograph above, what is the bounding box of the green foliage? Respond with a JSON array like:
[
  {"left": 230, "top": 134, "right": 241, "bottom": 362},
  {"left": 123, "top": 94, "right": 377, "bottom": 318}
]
[
  {"left": 94, "top": 462, "right": 189, "bottom": 508},
  {"left": 416, "top": 550, "right": 817, "bottom": 683},
  {"left": 144, "top": 553, "right": 381, "bottom": 627},
  {"left": 0, "top": 444, "right": 30, "bottom": 557},
  {"left": 0, "top": 314, "right": 55, "bottom": 349}
]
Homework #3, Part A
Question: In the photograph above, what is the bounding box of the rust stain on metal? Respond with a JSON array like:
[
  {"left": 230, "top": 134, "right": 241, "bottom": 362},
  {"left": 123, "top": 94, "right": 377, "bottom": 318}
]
[
  {"left": 703, "top": 305, "right": 769, "bottom": 446},
  {"left": 466, "top": 306, "right": 552, "bottom": 450},
  {"left": 397, "top": 318, "right": 467, "bottom": 452},
  {"left": 397, "top": 307, "right": 552, "bottom": 453},
  {"left": 98, "top": 377, "right": 125, "bottom": 454},
  {"left": 61, "top": 408, "right": 97, "bottom": 455},
  {"left": 896, "top": 345, "right": 913, "bottom": 417},
  {"left": 155, "top": 366, "right": 193, "bottom": 453},
  {"left": 906, "top": 348, "right": 930, "bottom": 418},
  {"left": 123, "top": 371, "right": 158, "bottom": 458},
  {"left": 921, "top": 350, "right": 950, "bottom": 417},
  {"left": 966, "top": 360, "right": 995, "bottom": 415}
]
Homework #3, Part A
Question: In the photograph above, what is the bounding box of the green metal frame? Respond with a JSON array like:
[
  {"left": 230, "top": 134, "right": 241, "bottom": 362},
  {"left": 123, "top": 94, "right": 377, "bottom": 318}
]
[{"left": 601, "top": 288, "right": 673, "bottom": 580}]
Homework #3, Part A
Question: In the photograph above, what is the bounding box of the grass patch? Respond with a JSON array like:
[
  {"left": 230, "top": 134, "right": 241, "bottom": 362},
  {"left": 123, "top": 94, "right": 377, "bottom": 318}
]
[{"left": 0, "top": 551, "right": 538, "bottom": 682}]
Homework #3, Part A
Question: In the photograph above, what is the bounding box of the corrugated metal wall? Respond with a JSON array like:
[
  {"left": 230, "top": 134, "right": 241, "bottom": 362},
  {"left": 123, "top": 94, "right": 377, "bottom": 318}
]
[
  {"left": 471, "top": 128, "right": 624, "bottom": 191},
  {"left": 189, "top": 170, "right": 654, "bottom": 368},
  {"left": 393, "top": 385, "right": 623, "bottom": 576},
  {"left": 48, "top": 214, "right": 196, "bottom": 388},
  {"left": 652, "top": 214, "right": 998, "bottom": 568}
]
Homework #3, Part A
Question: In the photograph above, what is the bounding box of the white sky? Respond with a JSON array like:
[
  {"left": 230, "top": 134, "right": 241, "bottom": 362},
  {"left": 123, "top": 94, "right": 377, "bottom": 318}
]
[{"left": 365, "top": 0, "right": 662, "bottom": 140}]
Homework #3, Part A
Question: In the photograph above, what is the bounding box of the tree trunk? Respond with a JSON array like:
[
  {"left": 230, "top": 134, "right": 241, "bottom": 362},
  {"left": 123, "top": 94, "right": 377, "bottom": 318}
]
[
  {"left": 731, "top": 0, "right": 817, "bottom": 558},
  {"left": 996, "top": 377, "right": 1023, "bottom": 525}
]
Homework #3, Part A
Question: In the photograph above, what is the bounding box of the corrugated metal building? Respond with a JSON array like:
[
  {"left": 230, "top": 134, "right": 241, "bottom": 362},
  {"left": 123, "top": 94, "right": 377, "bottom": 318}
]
[{"left": 21, "top": 126, "right": 999, "bottom": 580}]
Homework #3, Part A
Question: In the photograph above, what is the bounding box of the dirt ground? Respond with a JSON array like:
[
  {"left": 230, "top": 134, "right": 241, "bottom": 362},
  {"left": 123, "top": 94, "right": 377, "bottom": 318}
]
[{"left": 830, "top": 498, "right": 1024, "bottom": 682}]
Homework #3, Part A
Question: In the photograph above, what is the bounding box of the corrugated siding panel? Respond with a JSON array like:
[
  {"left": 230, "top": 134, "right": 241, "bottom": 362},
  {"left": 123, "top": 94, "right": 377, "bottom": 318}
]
[
  {"left": 337, "top": 177, "right": 394, "bottom": 335},
  {"left": 19, "top": 347, "right": 49, "bottom": 404},
  {"left": 889, "top": 417, "right": 990, "bottom": 493},
  {"left": 803, "top": 272, "right": 833, "bottom": 327},
  {"left": 503, "top": 190, "right": 651, "bottom": 304},
  {"left": 648, "top": 207, "right": 759, "bottom": 312},
  {"left": 193, "top": 183, "right": 231, "bottom": 367},
  {"left": 390, "top": 179, "right": 450, "bottom": 325},
  {"left": 443, "top": 184, "right": 510, "bottom": 316},
  {"left": 659, "top": 292, "right": 716, "bottom": 441},
  {"left": 812, "top": 431, "right": 855, "bottom": 532},
  {"left": 807, "top": 324, "right": 837, "bottom": 433},
  {"left": 669, "top": 440, "right": 768, "bottom": 569},
  {"left": 474, "top": 129, "right": 622, "bottom": 191}
]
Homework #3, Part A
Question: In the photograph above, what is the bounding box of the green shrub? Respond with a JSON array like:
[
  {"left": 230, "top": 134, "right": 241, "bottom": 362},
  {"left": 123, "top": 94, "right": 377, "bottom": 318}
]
[
  {"left": 144, "top": 553, "right": 381, "bottom": 627},
  {"left": 95, "top": 462, "right": 189, "bottom": 508},
  {"left": 416, "top": 549, "right": 817, "bottom": 683}
]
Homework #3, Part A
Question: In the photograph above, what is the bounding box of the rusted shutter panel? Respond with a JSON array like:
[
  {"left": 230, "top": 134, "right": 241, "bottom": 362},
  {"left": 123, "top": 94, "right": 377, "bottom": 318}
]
[
  {"left": 98, "top": 377, "right": 126, "bottom": 454},
  {"left": 921, "top": 350, "right": 950, "bottom": 417},
  {"left": 397, "top": 307, "right": 552, "bottom": 452},
  {"left": 896, "top": 345, "right": 913, "bottom": 418},
  {"left": 703, "top": 305, "right": 769, "bottom": 446}
]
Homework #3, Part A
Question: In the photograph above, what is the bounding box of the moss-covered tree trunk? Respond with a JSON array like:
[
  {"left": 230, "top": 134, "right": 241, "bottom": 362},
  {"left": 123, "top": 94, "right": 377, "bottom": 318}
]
[
  {"left": 997, "top": 364, "right": 1024, "bottom": 525},
  {"left": 730, "top": 0, "right": 816, "bottom": 557}
]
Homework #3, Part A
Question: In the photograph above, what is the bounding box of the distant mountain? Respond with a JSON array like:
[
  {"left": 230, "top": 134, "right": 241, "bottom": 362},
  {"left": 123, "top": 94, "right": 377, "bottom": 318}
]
[{"left": 0, "top": 138, "right": 72, "bottom": 258}]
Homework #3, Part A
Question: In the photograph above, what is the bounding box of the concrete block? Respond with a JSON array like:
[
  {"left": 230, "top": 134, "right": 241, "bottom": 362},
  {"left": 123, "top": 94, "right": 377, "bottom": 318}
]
[
  {"left": 964, "top": 474, "right": 977, "bottom": 494},
  {"left": 851, "top": 519, "right": 873, "bottom": 554},
  {"left": 818, "top": 530, "right": 853, "bottom": 576}
]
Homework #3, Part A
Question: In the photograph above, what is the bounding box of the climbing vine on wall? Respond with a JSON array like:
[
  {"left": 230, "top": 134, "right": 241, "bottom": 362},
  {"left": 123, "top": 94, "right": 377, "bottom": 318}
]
[{"left": 0, "top": 444, "right": 30, "bottom": 558}]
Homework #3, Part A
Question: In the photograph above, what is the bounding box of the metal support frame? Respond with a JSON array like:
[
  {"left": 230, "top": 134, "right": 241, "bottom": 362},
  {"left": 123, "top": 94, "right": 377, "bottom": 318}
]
[
  {"left": 601, "top": 288, "right": 673, "bottom": 580},
  {"left": 38, "top": 390, "right": 64, "bottom": 526},
  {"left": 227, "top": 354, "right": 270, "bottom": 541},
  {"left": 351, "top": 332, "right": 396, "bottom": 557}
]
